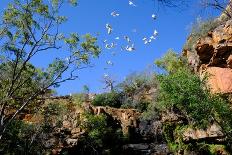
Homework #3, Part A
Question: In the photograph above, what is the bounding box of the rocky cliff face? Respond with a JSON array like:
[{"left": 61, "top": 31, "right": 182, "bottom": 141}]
[
  {"left": 90, "top": 105, "right": 140, "bottom": 135},
  {"left": 185, "top": 19, "right": 232, "bottom": 95},
  {"left": 23, "top": 98, "right": 146, "bottom": 154}
]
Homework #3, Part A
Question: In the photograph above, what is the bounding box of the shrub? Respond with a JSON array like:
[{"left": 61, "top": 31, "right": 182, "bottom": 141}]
[
  {"left": 156, "top": 67, "right": 232, "bottom": 129},
  {"left": 72, "top": 93, "right": 86, "bottom": 107},
  {"left": 145, "top": 50, "right": 232, "bottom": 153},
  {"left": 0, "top": 120, "right": 45, "bottom": 154},
  {"left": 117, "top": 71, "right": 158, "bottom": 112},
  {"left": 92, "top": 92, "right": 122, "bottom": 108},
  {"left": 155, "top": 49, "right": 186, "bottom": 74},
  {"left": 117, "top": 71, "right": 157, "bottom": 95},
  {"left": 79, "top": 112, "right": 124, "bottom": 154},
  {"left": 121, "top": 100, "right": 150, "bottom": 112}
]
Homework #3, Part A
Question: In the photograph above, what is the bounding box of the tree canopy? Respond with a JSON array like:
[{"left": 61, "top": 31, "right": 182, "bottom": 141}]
[{"left": 0, "top": 0, "right": 100, "bottom": 137}]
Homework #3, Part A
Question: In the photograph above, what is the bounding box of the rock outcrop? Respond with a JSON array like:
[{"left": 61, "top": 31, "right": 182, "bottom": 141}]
[
  {"left": 182, "top": 123, "right": 225, "bottom": 143},
  {"left": 201, "top": 67, "right": 232, "bottom": 93},
  {"left": 185, "top": 19, "right": 232, "bottom": 94},
  {"left": 196, "top": 20, "right": 232, "bottom": 67},
  {"left": 91, "top": 105, "right": 140, "bottom": 135}
]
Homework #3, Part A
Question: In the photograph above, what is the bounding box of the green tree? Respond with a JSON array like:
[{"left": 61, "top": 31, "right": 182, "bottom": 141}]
[
  {"left": 0, "top": 0, "right": 100, "bottom": 138},
  {"left": 155, "top": 49, "right": 186, "bottom": 73},
  {"left": 80, "top": 112, "right": 124, "bottom": 154},
  {"left": 117, "top": 71, "right": 158, "bottom": 112},
  {"left": 146, "top": 50, "right": 232, "bottom": 152},
  {"left": 92, "top": 92, "right": 122, "bottom": 108}
]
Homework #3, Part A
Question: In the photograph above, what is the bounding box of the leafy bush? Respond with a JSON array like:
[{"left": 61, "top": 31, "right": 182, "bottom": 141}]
[
  {"left": 121, "top": 100, "right": 150, "bottom": 112},
  {"left": 92, "top": 92, "right": 122, "bottom": 108},
  {"left": 117, "top": 71, "right": 158, "bottom": 112},
  {"left": 157, "top": 66, "right": 232, "bottom": 129},
  {"left": 42, "top": 101, "right": 68, "bottom": 130},
  {"left": 155, "top": 49, "right": 186, "bottom": 73},
  {"left": 117, "top": 71, "right": 157, "bottom": 96},
  {"left": 72, "top": 93, "right": 86, "bottom": 107},
  {"left": 145, "top": 50, "right": 232, "bottom": 153},
  {"left": 81, "top": 113, "right": 108, "bottom": 147},
  {"left": 79, "top": 112, "right": 124, "bottom": 154},
  {"left": 0, "top": 120, "right": 45, "bottom": 154}
]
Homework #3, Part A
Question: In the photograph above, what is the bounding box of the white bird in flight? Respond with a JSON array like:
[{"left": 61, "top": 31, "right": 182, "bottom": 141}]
[
  {"left": 111, "top": 11, "right": 120, "bottom": 17},
  {"left": 144, "top": 30, "right": 158, "bottom": 45},
  {"left": 143, "top": 37, "right": 149, "bottom": 44},
  {"left": 144, "top": 40, "right": 148, "bottom": 44},
  {"left": 125, "top": 44, "right": 135, "bottom": 52},
  {"left": 142, "top": 37, "right": 147, "bottom": 41},
  {"left": 115, "top": 37, "right": 120, "bottom": 40},
  {"left": 106, "top": 60, "right": 113, "bottom": 65},
  {"left": 103, "top": 39, "right": 107, "bottom": 43},
  {"left": 106, "top": 23, "right": 113, "bottom": 34},
  {"left": 152, "top": 14, "right": 157, "bottom": 20},
  {"left": 105, "top": 42, "right": 116, "bottom": 49},
  {"left": 105, "top": 44, "right": 111, "bottom": 49},
  {"left": 124, "top": 36, "right": 131, "bottom": 43},
  {"left": 129, "top": 1, "right": 136, "bottom": 7},
  {"left": 150, "top": 35, "right": 156, "bottom": 40},
  {"left": 153, "top": 30, "right": 158, "bottom": 36},
  {"left": 110, "top": 42, "right": 116, "bottom": 48},
  {"left": 104, "top": 73, "right": 109, "bottom": 77}
]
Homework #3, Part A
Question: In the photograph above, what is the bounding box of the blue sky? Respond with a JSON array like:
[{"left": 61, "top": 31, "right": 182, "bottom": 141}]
[{"left": 1, "top": 0, "right": 221, "bottom": 95}]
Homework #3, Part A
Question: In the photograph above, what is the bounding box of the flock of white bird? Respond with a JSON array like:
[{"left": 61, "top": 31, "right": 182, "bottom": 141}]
[{"left": 103, "top": 0, "right": 158, "bottom": 77}]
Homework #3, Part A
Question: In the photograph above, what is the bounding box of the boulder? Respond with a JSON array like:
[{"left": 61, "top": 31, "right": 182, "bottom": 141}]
[
  {"left": 201, "top": 67, "right": 232, "bottom": 94},
  {"left": 182, "top": 123, "right": 225, "bottom": 143}
]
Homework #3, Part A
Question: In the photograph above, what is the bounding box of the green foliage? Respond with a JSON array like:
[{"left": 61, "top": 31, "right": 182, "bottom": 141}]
[
  {"left": 0, "top": 0, "right": 101, "bottom": 140},
  {"left": 80, "top": 112, "right": 124, "bottom": 153},
  {"left": 72, "top": 93, "right": 86, "bottom": 107},
  {"left": 81, "top": 113, "right": 107, "bottom": 146},
  {"left": 208, "top": 144, "right": 228, "bottom": 155},
  {"left": 92, "top": 92, "right": 122, "bottom": 108},
  {"left": 117, "top": 71, "right": 156, "bottom": 95},
  {"left": 82, "top": 85, "right": 90, "bottom": 94},
  {"left": 141, "top": 102, "right": 160, "bottom": 120},
  {"left": 0, "top": 120, "right": 44, "bottom": 154},
  {"left": 117, "top": 71, "right": 158, "bottom": 112},
  {"left": 121, "top": 100, "right": 150, "bottom": 112},
  {"left": 0, "top": 99, "right": 75, "bottom": 154},
  {"left": 151, "top": 50, "right": 232, "bottom": 129},
  {"left": 41, "top": 101, "right": 68, "bottom": 132},
  {"left": 145, "top": 49, "right": 232, "bottom": 153},
  {"left": 184, "top": 17, "right": 221, "bottom": 52},
  {"left": 157, "top": 67, "right": 232, "bottom": 129},
  {"left": 155, "top": 49, "right": 186, "bottom": 73}
]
